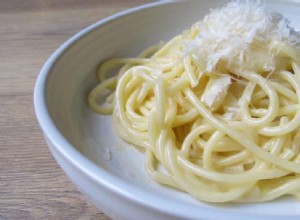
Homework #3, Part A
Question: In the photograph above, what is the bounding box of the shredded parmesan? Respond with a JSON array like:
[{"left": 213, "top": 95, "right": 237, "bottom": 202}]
[
  {"left": 184, "top": 0, "right": 300, "bottom": 108},
  {"left": 201, "top": 75, "right": 231, "bottom": 108},
  {"left": 184, "top": 0, "right": 300, "bottom": 73}
]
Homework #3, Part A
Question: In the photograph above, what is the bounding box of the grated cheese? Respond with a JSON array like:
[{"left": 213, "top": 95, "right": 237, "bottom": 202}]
[
  {"left": 184, "top": 0, "right": 300, "bottom": 108},
  {"left": 201, "top": 75, "right": 231, "bottom": 108},
  {"left": 185, "top": 0, "right": 299, "bottom": 73}
]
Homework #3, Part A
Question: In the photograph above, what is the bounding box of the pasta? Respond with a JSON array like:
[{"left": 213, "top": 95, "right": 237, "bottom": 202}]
[{"left": 88, "top": 1, "right": 300, "bottom": 202}]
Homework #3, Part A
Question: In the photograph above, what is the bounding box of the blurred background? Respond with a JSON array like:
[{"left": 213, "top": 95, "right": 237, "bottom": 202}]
[{"left": 0, "top": 1, "right": 154, "bottom": 219}]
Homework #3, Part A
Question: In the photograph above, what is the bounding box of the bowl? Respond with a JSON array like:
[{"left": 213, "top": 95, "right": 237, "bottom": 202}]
[{"left": 34, "top": 0, "right": 300, "bottom": 219}]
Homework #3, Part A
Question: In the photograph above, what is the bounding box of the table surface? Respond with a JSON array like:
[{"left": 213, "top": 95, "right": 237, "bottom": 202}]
[{"left": 0, "top": 1, "right": 154, "bottom": 219}]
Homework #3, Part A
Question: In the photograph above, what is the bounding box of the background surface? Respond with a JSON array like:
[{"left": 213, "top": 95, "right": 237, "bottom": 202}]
[{"left": 0, "top": 1, "right": 154, "bottom": 219}]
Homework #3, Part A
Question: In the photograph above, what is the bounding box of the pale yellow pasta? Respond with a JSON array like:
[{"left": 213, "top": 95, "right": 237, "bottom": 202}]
[{"left": 88, "top": 1, "right": 300, "bottom": 203}]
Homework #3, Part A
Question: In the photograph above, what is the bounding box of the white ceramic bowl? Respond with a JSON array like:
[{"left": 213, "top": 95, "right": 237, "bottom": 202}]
[{"left": 34, "top": 1, "right": 300, "bottom": 219}]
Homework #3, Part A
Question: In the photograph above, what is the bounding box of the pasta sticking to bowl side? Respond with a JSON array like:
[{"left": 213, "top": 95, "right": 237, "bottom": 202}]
[{"left": 88, "top": 1, "right": 300, "bottom": 202}]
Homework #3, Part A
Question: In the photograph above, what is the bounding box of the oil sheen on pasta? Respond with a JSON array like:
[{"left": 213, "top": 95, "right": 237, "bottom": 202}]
[{"left": 88, "top": 1, "right": 300, "bottom": 202}]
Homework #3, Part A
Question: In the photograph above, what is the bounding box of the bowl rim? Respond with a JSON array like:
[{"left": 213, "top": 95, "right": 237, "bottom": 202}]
[{"left": 33, "top": 1, "right": 300, "bottom": 219}]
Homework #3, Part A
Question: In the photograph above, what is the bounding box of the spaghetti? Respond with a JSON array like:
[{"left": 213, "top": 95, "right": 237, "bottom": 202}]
[{"left": 88, "top": 1, "right": 300, "bottom": 202}]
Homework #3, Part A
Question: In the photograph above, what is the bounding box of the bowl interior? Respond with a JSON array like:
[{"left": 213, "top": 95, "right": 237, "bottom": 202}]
[{"left": 43, "top": 0, "right": 300, "bottom": 217}]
